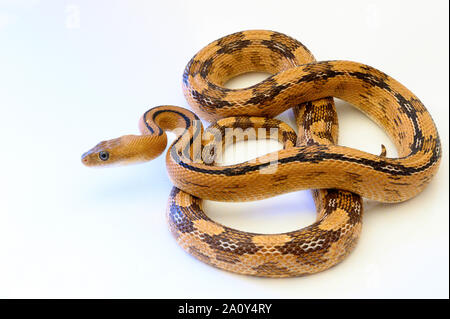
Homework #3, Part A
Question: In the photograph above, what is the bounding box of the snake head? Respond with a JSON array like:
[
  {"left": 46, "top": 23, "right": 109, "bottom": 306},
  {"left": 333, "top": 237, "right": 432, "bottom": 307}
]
[{"left": 81, "top": 134, "right": 167, "bottom": 167}]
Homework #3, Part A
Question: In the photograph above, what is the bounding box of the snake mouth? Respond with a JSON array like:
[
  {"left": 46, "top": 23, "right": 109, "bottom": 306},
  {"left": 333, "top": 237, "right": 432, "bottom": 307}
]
[
  {"left": 81, "top": 152, "right": 91, "bottom": 166},
  {"left": 81, "top": 149, "right": 101, "bottom": 167}
]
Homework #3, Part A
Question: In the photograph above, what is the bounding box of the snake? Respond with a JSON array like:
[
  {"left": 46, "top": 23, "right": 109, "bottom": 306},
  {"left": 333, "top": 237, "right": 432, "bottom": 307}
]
[{"left": 81, "top": 30, "right": 441, "bottom": 277}]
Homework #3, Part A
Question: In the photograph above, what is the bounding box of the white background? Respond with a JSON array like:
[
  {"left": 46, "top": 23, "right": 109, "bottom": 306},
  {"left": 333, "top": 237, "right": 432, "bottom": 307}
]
[{"left": 0, "top": 0, "right": 448, "bottom": 298}]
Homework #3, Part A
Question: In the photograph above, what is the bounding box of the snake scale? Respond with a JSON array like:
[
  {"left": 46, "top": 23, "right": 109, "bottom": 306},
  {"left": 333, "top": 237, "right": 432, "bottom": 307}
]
[{"left": 82, "top": 30, "right": 441, "bottom": 277}]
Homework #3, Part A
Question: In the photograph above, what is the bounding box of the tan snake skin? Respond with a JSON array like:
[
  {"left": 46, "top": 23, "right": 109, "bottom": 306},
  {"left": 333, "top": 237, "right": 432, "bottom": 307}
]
[{"left": 82, "top": 30, "right": 441, "bottom": 277}]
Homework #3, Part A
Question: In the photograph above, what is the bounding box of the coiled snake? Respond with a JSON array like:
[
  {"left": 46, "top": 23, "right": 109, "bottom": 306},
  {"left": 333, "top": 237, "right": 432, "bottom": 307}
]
[{"left": 82, "top": 30, "right": 441, "bottom": 277}]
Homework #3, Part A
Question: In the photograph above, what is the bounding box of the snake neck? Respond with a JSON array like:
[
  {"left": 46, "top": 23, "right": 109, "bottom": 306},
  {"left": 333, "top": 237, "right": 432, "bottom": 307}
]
[
  {"left": 139, "top": 105, "right": 204, "bottom": 164},
  {"left": 139, "top": 105, "right": 202, "bottom": 138}
]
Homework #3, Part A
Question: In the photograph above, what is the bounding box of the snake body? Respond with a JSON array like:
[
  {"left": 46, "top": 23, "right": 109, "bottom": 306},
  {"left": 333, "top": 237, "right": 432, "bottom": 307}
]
[{"left": 82, "top": 30, "right": 441, "bottom": 277}]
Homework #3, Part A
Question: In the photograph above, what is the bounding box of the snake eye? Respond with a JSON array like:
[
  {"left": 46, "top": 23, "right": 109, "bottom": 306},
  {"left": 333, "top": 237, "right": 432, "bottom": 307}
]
[{"left": 99, "top": 151, "right": 109, "bottom": 161}]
